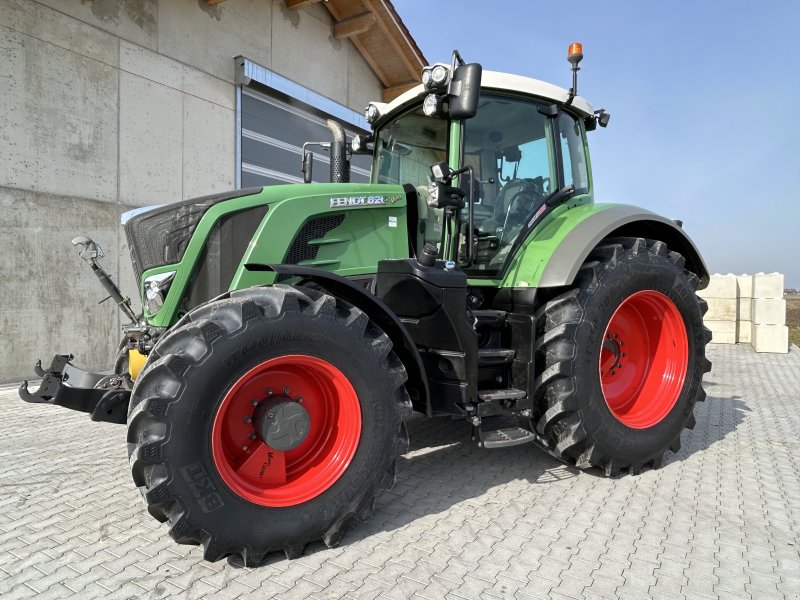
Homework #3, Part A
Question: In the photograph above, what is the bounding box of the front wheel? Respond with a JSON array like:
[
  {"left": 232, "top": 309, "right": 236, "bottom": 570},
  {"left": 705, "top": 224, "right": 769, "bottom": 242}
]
[
  {"left": 528, "top": 237, "right": 711, "bottom": 475},
  {"left": 126, "top": 286, "right": 411, "bottom": 564}
]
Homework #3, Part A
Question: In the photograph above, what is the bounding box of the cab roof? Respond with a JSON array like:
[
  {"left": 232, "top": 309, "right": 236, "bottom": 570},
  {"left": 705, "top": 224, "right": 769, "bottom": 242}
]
[{"left": 373, "top": 70, "right": 595, "bottom": 125}]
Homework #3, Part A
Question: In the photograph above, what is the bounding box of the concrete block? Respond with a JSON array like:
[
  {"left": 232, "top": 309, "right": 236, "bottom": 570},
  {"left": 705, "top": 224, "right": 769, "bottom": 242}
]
[
  {"left": 0, "top": 0, "right": 120, "bottom": 67},
  {"left": 739, "top": 296, "right": 752, "bottom": 322},
  {"left": 698, "top": 274, "right": 737, "bottom": 299},
  {"left": 120, "top": 41, "right": 234, "bottom": 110},
  {"left": 182, "top": 96, "right": 236, "bottom": 200},
  {"left": 157, "top": 0, "right": 271, "bottom": 84},
  {"left": 347, "top": 43, "right": 383, "bottom": 110},
  {"left": 0, "top": 20, "right": 118, "bottom": 202},
  {"left": 752, "top": 273, "right": 784, "bottom": 299},
  {"left": 704, "top": 298, "right": 738, "bottom": 321},
  {"left": 34, "top": 0, "right": 157, "bottom": 51},
  {"left": 704, "top": 320, "right": 736, "bottom": 345},
  {"left": 737, "top": 320, "right": 753, "bottom": 344},
  {"left": 119, "top": 72, "right": 183, "bottom": 206},
  {"left": 736, "top": 275, "right": 753, "bottom": 299},
  {"left": 271, "top": 0, "right": 349, "bottom": 105},
  {"left": 34, "top": 40, "right": 119, "bottom": 202},
  {"left": 751, "top": 298, "right": 786, "bottom": 325},
  {"left": 752, "top": 324, "right": 789, "bottom": 354}
]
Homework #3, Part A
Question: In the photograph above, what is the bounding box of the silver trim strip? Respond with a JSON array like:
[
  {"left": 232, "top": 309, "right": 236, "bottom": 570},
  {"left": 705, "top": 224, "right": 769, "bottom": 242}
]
[{"left": 236, "top": 57, "right": 369, "bottom": 131}]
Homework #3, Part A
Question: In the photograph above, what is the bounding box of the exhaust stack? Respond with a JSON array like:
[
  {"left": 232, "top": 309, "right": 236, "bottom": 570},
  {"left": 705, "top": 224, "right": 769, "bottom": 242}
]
[{"left": 326, "top": 119, "right": 350, "bottom": 184}]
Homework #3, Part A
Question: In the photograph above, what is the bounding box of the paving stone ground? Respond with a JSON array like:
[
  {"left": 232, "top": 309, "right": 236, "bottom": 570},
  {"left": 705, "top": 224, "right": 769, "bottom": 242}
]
[{"left": 1, "top": 344, "right": 799, "bottom": 600}]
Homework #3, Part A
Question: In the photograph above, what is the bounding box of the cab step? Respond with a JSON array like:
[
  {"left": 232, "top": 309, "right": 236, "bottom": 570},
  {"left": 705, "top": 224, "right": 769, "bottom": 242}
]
[
  {"left": 478, "top": 348, "right": 515, "bottom": 366},
  {"left": 479, "top": 426, "right": 537, "bottom": 449},
  {"left": 478, "top": 388, "right": 526, "bottom": 401}
]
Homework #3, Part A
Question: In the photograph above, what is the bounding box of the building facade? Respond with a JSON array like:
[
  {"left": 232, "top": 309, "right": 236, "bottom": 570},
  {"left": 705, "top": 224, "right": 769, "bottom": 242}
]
[{"left": 0, "top": 0, "right": 424, "bottom": 381}]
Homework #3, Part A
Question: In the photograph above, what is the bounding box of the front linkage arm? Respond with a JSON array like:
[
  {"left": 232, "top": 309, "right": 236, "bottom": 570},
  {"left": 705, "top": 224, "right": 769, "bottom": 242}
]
[{"left": 18, "top": 236, "right": 137, "bottom": 425}]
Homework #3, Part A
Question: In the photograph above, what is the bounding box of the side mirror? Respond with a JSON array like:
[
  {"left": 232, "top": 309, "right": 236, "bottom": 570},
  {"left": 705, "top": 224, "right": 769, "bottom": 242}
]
[
  {"left": 301, "top": 151, "right": 313, "bottom": 184},
  {"left": 449, "top": 63, "right": 482, "bottom": 120}
]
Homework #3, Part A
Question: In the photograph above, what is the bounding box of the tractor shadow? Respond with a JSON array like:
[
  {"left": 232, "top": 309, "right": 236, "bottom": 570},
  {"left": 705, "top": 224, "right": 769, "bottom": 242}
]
[
  {"left": 245, "top": 389, "right": 749, "bottom": 567},
  {"left": 340, "top": 390, "right": 749, "bottom": 547}
]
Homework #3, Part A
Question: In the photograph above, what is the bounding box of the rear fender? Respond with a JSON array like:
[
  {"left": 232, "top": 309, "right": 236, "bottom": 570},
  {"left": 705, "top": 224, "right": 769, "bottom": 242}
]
[{"left": 506, "top": 204, "right": 709, "bottom": 290}]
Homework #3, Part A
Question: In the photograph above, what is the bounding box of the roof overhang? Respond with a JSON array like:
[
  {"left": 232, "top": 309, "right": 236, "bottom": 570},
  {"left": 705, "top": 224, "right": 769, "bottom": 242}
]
[{"left": 285, "top": 0, "right": 427, "bottom": 102}]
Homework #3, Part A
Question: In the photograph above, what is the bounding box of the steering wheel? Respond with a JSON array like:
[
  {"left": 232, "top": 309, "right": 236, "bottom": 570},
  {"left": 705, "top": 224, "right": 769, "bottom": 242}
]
[{"left": 498, "top": 179, "right": 540, "bottom": 240}]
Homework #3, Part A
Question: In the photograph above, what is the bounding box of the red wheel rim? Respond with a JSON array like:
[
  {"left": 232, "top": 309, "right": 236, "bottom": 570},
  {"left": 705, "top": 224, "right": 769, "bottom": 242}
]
[
  {"left": 212, "top": 355, "right": 361, "bottom": 507},
  {"left": 599, "top": 290, "right": 688, "bottom": 429}
]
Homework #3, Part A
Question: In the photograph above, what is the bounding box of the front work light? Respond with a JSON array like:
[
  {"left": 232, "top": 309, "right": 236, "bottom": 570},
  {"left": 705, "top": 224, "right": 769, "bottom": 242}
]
[
  {"left": 144, "top": 271, "right": 176, "bottom": 314},
  {"left": 365, "top": 103, "right": 381, "bottom": 124},
  {"left": 422, "top": 63, "right": 451, "bottom": 91},
  {"left": 423, "top": 93, "right": 445, "bottom": 117}
]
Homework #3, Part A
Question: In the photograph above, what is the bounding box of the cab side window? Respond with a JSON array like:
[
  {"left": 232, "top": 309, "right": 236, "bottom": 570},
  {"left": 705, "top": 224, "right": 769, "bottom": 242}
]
[{"left": 558, "top": 113, "right": 589, "bottom": 191}]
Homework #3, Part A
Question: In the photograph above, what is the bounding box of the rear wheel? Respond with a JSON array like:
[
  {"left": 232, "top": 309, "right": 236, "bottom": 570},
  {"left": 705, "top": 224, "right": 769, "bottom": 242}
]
[
  {"left": 127, "top": 285, "right": 411, "bottom": 564},
  {"left": 528, "top": 237, "right": 711, "bottom": 475}
]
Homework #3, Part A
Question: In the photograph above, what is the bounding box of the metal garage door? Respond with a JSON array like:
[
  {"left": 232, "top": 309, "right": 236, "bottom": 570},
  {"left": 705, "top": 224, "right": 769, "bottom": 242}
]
[{"left": 240, "top": 87, "right": 371, "bottom": 188}]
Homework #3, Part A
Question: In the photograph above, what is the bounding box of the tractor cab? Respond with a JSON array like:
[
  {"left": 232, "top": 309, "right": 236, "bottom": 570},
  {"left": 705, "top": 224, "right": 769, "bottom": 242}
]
[{"left": 360, "top": 47, "right": 606, "bottom": 278}]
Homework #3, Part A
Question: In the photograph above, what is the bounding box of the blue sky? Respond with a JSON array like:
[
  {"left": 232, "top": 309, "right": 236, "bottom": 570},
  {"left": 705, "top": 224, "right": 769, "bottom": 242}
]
[{"left": 394, "top": 1, "right": 800, "bottom": 287}]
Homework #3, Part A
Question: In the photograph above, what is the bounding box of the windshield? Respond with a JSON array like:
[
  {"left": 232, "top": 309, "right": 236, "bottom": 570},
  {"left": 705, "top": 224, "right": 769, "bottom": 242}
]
[{"left": 372, "top": 107, "right": 449, "bottom": 187}]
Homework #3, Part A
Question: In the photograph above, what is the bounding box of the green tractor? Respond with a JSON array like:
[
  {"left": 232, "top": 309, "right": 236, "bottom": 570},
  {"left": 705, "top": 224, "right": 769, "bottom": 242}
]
[{"left": 20, "top": 44, "right": 711, "bottom": 565}]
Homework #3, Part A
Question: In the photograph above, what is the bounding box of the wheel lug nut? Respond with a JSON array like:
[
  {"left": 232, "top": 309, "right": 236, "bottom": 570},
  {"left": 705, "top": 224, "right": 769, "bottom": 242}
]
[
  {"left": 244, "top": 416, "right": 252, "bottom": 424},
  {"left": 296, "top": 397, "right": 303, "bottom": 403},
  {"left": 249, "top": 433, "right": 256, "bottom": 440},
  {"left": 266, "top": 388, "right": 273, "bottom": 395},
  {"left": 241, "top": 445, "right": 249, "bottom": 452},
  {"left": 268, "top": 412, "right": 274, "bottom": 419},
  {"left": 283, "top": 386, "right": 290, "bottom": 394},
  {"left": 250, "top": 399, "right": 258, "bottom": 407}
]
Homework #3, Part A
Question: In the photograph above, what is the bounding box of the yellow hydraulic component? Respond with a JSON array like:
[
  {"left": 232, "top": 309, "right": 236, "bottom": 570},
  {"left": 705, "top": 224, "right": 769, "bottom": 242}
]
[{"left": 128, "top": 349, "right": 147, "bottom": 380}]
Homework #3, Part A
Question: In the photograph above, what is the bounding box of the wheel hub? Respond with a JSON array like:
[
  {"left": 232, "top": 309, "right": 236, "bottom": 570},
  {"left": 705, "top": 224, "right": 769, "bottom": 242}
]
[{"left": 254, "top": 397, "right": 311, "bottom": 451}]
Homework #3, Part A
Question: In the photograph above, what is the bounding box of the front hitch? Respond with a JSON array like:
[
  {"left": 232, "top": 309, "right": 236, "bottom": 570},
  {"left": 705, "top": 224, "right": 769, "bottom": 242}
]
[{"left": 19, "top": 354, "right": 131, "bottom": 425}]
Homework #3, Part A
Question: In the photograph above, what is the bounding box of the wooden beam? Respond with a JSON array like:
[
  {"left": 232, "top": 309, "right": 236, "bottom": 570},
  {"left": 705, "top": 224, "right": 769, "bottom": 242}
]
[
  {"left": 333, "top": 12, "right": 376, "bottom": 39},
  {"left": 362, "top": 0, "right": 424, "bottom": 80},
  {"left": 383, "top": 82, "right": 417, "bottom": 102},
  {"left": 286, "top": 0, "right": 322, "bottom": 10}
]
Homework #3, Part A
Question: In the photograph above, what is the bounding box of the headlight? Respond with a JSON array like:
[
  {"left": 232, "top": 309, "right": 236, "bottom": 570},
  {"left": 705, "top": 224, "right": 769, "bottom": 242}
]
[
  {"left": 423, "top": 63, "right": 450, "bottom": 91},
  {"left": 431, "top": 64, "right": 449, "bottom": 85},
  {"left": 423, "top": 94, "right": 444, "bottom": 117},
  {"left": 421, "top": 67, "right": 432, "bottom": 87},
  {"left": 144, "top": 271, "right": 176, "bottom": 314},
  {"left": 365, "top": 103, "right": 380, "bottom": 124}
]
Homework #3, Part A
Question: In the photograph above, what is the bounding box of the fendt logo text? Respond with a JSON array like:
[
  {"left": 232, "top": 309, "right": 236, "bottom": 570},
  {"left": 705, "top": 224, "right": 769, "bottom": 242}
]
[{"left": 330, "top": 196, "right": 387, "bottom": 208}]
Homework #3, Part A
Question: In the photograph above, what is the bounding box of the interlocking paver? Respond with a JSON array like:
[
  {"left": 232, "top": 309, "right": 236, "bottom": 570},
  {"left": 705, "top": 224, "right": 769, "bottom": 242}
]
[{"left": 1, "top": 344, "right": 799, "bottom": 599}]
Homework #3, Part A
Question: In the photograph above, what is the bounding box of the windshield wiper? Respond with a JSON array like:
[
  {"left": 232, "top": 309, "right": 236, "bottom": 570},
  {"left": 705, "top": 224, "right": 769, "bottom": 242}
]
[{"left": 545, "top": 184, "right": 576, "bottom": 208}]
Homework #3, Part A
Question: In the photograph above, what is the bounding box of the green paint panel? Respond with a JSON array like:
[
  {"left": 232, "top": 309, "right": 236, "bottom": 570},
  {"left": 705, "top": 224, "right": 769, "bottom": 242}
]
[
  {"left": 143, "top": 183, "right": 409, "bottom": 327},
  {"left": 501, "top": 200, "right": 619, "bottom": 288}
]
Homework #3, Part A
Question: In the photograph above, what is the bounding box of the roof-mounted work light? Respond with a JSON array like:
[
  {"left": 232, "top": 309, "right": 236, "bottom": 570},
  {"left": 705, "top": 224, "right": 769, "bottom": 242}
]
[{"left": 422, "top": 63, "right": 451, "bottom": 92}]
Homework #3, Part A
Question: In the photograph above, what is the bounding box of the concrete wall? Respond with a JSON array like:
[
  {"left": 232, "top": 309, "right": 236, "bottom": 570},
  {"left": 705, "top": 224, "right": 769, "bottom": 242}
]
[{"left": 0, "top": 0, "right": 383, "bottom": 382}]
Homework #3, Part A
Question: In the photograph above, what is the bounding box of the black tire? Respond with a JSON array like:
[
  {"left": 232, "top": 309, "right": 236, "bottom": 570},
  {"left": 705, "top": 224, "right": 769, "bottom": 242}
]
[
  {"left": 527, "top": 237, "right": 712, "bottom": 476},
  {"left": 126, "top": 285, "right": 411, "bottom": 565}
]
